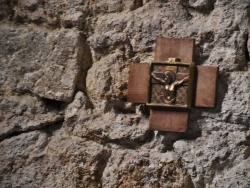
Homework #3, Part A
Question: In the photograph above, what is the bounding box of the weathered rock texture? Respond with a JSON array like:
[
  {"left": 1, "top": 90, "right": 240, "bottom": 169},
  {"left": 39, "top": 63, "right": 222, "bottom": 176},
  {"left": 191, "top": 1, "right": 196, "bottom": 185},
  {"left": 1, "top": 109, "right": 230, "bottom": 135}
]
[{"left": 0, "top": 0, "right": 250, "bottom": 187}]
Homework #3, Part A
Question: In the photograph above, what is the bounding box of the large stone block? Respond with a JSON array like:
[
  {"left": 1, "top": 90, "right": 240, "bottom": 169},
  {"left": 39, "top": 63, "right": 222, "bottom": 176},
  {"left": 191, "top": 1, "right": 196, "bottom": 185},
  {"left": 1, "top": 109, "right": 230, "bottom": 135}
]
[
  {"left": 0, "top": 94, "right": 63, "bottom": 140},
  {"left": 0, "top": 129, "right": 111, "bottom": 187},
  {"left": 0, "top": 26, "right": 82, "bottom": 102}
]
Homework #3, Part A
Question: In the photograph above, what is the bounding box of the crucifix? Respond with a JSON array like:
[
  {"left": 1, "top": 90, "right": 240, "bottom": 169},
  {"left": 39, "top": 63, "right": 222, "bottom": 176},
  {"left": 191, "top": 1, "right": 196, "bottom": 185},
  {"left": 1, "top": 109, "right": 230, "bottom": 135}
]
[{"left": 127, "top": 37, "right": 218, "bottom": 132}]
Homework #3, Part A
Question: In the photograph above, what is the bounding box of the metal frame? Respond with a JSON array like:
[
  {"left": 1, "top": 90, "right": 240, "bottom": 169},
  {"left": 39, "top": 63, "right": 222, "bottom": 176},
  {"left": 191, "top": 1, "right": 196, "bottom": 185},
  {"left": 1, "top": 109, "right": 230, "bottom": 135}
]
[{"left": 146, "top": 60, "right": 195, "bottom": 109}]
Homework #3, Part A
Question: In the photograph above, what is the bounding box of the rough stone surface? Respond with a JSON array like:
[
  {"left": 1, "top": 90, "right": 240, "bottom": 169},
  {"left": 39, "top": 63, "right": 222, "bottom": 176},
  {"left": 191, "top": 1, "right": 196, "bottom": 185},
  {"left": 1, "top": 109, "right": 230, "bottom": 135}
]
[
  {"left": 0, "top": 94, "right": 63, "bottom": 141},
  {"left": 174, "top": 131, "right": 250, "bottom": 187},
  {"left": 0, "top": 0, "right": 250, "bottom": 187},
  {"left": 64, "top": 91, "right": 149, "bottom": 148},
  {"left": 102, "top": 149, "right": 194, "bottom": 188},
  {"left": 0, "top": 25, "right": 83, "bottom": 102},
  {"left": 0, "top": 128, "right": 111, "bottom": 187}
]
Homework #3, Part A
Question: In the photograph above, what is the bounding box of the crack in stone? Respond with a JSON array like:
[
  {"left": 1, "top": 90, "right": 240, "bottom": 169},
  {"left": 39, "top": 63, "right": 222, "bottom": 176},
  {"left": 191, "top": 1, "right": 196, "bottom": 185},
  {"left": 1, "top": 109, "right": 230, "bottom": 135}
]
[
  {"left": 79, "top": 130, "right": 154, "bottom": 150},
  {"left": 0, "top": 117, "right": 64, "bottom": 142},
  {"left": 75, "top": 32, "right": 95, "bottom": 109},
  {"left": 245, "top": 33, "right": 250, "bottom": 69}
]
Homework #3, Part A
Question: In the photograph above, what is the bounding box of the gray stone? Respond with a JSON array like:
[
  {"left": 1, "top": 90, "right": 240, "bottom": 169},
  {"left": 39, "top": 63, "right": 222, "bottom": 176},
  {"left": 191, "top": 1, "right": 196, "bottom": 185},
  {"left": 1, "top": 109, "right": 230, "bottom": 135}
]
[
  {"left": 178, "top": 0, "right": 215, "bottom": 11},
  {"left": 0, "top": 128, "right": 111, "bottom": 188},
  {"left": 102, "top": 149, "right": 194, "bottom": 188},
  {"left": 0, "top": 94, "right": 63, "bottom": 140},
  {"left": 0, "top": 0, "right": 250, "bottom": 187},
  {"left": 0, "top": 26, "right": 83, "bottom": 102},
  {"left": 64, "top": 92, "right": 149, "bottom": 147},
  {"left": 212, "top": 157, "right": 250, "bottom": 188},
  {"left": 174, "top": 131, "right": 250, "bottom": 187}
]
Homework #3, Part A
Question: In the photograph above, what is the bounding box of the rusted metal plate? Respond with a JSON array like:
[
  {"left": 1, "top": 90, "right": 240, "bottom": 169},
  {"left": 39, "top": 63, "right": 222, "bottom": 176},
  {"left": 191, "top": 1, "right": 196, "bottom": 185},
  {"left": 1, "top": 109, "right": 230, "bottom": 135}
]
[
  {"left": 127, "top": 63, "right": 150, "bottom": 103},
  {"left": 155, "top": 37, "right": 195, "bottom": 62},
  {"left": 149, "top": 109, "right": 188, "bottom": 132},
  {"left": 195, "top": 66, "right": 218, "bottom": 107}
]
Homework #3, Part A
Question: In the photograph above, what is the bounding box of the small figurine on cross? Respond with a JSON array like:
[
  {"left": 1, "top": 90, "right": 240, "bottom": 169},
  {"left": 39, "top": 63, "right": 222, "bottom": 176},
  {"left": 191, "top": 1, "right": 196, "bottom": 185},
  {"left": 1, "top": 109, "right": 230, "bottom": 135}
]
[{"left": 151, "top": 69, "right": 188, "bottom": 104}]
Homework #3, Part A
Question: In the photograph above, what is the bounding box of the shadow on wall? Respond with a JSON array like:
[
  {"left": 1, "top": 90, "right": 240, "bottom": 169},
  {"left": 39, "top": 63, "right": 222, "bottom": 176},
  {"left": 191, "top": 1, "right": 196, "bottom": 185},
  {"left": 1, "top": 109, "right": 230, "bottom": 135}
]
[{"left": 76, "top": 32, "right": 94, "bottom": 109}]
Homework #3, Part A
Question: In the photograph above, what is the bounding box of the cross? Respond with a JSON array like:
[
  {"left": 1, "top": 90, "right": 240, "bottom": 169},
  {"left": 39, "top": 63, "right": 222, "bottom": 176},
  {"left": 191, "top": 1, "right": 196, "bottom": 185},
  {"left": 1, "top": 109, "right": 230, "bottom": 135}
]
[{"left": 127, "top": 37, "right": 218, "bottom": 132}]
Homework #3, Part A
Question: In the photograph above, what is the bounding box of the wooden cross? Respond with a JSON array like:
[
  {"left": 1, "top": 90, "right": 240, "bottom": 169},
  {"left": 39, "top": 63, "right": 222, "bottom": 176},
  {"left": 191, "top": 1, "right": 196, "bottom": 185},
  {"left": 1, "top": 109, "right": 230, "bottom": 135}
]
[{"left": 127, "top": 37, "right": 218, "bottom": 132}]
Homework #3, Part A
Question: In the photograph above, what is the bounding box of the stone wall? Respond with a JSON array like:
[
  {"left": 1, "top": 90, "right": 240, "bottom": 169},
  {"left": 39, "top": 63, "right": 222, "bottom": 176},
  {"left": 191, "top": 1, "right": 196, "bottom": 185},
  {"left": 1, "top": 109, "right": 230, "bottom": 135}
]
[{"left": 0, "top": 0, "right": 249, "bottom": 187}]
